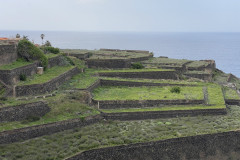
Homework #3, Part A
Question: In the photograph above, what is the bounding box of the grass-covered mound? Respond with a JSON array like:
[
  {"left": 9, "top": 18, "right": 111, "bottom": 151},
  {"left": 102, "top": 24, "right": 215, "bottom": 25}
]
[
  {"left": 93, "top": 86, "right": 203, "bottom": 100},
  {"left": 17, "top": 40, "right": 48, "bottom": 69},
  {"left": 1, "top": 105, "right": 240, "bottom": 160},
  {"left": 223, "top": 87, "right": 240, "bottom": 100},
  {"left": 98, "top": 68, "right": 174, "bottom": 73}
]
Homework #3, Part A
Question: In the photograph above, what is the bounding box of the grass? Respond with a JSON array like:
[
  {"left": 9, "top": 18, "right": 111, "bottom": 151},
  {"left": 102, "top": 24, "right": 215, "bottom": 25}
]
[
  {"left": 45, "top": 53, "right": 59, "bottom": 59},
  {"left": 208, "top": 84, "right": 225, "bottom": 105},
  {"left": 142, "top": 57, "right": 192, "bottom": 65},
  {"left": 0, "top": 91, "right": 99, "bottom": 132},
  {"left": 98, "top": 68, "right": 175, "bottom": 73},
  {"left": 93, "top": 86, "right": 204, "bottom": 100},
  {"left": 0, "top": 58, "right": 33, "bottom": 70},
  {"left": 102, "top": 105, "right": 226, "bottom": 113},
  {"left": 0, "top": 97, "right": 38, "bottom": 108},
  {"left": 18, "top": 65, "right": 75, "bottom": 86},
  {"left": 224, "top": 87, "right": 240, "bottom": 100},
  {"left": 186, "top": 61, "right": 210, "bottom": 68},
  {"left": 2, "top": 105, "right": 240, "bottom": 160},
  {"left": 61, "top": 69, "right": 99, "bottom": 90},
  {"left": 100, "top": 77, "right": 206, "bottom": 85},
  {"left": 185, "top": 71, "right": 210, "bottom": 74}
]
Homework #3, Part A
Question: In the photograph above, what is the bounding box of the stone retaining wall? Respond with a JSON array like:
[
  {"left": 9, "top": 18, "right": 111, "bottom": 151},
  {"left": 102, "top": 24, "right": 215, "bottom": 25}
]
[
  {"left": 64, "top": 53, "right": 90, "bottom": 60},
  {"left": 98, "top": 71, "right": 179, "bottom": 80},
  {"left": 67, "top": 129, "right": 240, "bottom": 160},
  {"left": 48, "top": 55, "right": 66, "bottom": 68},
  {"left": 225, "top": 99, "right": 240, "bottom": 105},
  {"left": 87, "top": 59, "right": 131, "bottom": 68},
  {"left": 15, "top": 67, "right": 80, "bottom": 96},
  {"left": 0, "top": 44, "right": 18, "bottom": 66},
  {"left": 92, "top": 99, "right": 205, "bottom": 109},
  {"left": 102, "top": 109, "right": 226, "bottom": 120},
  {"left": 0, "top": 101, "right": 50, "bottom": 122},
  {"left": 184, "top": 73, "right": 212, "bottom": 81},
  {"left": 0, "top": 62, "right": 38, "bottom": 85},
  {"left": 0, "top": 115, "right": 102, "bottom": 144},
  {"left": 100, "top": 79, "right": 196, "bottom": 87}
]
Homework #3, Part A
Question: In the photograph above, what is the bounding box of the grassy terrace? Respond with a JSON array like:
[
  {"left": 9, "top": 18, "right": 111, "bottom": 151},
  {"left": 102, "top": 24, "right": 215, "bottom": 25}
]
[
  {"left": 185, "top": 71, "right": 210, "bottom": 74},
  {"left": 45, "top": 53, "right": 60, "bottom": 58},
  {"left": 142, "top": 57, "right": 192, "bottom": 65},
  {"left": 0, "top": 98, "right": 38, "bottom": 108},
  {"left": 103, "top": 105, "right": 226, "bottom": 113},
  {"left": 224, "top": 87, "right": 240, "bottom": 100},
  {"left": 0, "top": 59, "right": 33, "bottom": 70},
  {"left": 93, "top": 86, "right": 204, "bottom": 100},
  {"left": 0, "top": 92, "right": 100, "bottom": 132},
  {"left": 18, "top": 65, "right": 75, "bottom": 86},
  {"left": 186, "top": 61, "right": 210, "bottom": 68},
  {"left": 100, "top": 77, "right": 205, "bottom": 85},
  {"left": 98, "top": 68, "right": 174, "bottom": 73},
  {"left": 1, "top": 105, "right": 239, "bottom": 160}
]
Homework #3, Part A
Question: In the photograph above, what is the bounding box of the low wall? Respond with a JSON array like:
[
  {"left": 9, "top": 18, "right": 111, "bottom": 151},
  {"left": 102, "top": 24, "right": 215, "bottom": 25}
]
[
  {"left": 92, "top": 99, "right": 205, "bottom": 109},
  {"left": 100, "top": 79, "right": 196, "bottom": 87},
  {"left": 87, "top": 59, "right": 131, "bottom": 69},
  {"left": 184, "top": 73, "right": 212, "bottom": 81},
  {"left": 67, "top": 130, "right": 240, "bottom": 160},
  {"left": 64, "top": 53, "right": 90, "bottom": 60},
  {"left": 0, "top": 62, "right": 38, "bottom": 85},
  {"left": 102, "top": 109, "right": 226, "bottom": 120},
  {"left": 225, "top": 99, "right": 240, "bottom": 105},
  {"left": 98, "top": 71, "right": 179, "bottom": 80},
  {"left": 0, "top": 44, "right": 18, "bottom": 66},
  {"left": 48, "top": 55, "right": 66, "bottom": 68},
  {"left": 0, "top": 101, "right": 50, "bottom": 122},
  {"left": 15, "top": 67, "right": 80, "bottom": 96},
  {"left": 0, "top": 115, "right": 102, "bottom": 144}
]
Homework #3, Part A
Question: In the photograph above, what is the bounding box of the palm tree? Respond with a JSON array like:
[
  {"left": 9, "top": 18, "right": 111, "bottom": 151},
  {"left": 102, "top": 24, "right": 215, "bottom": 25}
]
[{"left": 40, "top": 34, "right": 45, "bottom": 45}]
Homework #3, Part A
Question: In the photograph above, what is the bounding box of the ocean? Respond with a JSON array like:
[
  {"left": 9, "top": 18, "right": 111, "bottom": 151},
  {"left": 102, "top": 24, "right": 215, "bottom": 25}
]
[{"left": 1, "top": 31, "right": 240, "bottom": 77}]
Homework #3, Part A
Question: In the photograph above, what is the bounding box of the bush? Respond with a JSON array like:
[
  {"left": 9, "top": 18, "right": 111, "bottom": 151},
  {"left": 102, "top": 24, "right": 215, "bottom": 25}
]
[
  {"left": 131, "top": 62, "right": 144, "bottom": 69},
  {"left": 44, "top": 46, "right": 60, "bottom": 54},
  {"left": 19, "top": 74, "right": 27, "bottom": 81},
  {"left": 17, "top": 40, "right": 48, "bottom": 70},
  {"left": 170, "top": 86, "right": 181, "bottom": 93}
]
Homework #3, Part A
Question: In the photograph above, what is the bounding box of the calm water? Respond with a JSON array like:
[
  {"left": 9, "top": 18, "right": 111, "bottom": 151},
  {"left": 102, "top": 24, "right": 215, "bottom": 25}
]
[{"left": 1, "top": 31, "right": 240, "bottom": 77}]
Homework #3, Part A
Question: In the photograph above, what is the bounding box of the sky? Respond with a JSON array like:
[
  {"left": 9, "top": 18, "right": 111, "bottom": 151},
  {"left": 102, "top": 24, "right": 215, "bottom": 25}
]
[{"left": 0, "top": 0, "right": 240, "bottom": 32}]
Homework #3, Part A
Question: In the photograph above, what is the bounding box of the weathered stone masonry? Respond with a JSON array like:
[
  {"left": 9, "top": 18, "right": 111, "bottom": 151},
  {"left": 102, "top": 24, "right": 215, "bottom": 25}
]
[
  {"left": 68, "top": 129, "right": 239, "bottom": 160},
  {"left": 0, "top": 44, "right": 18, "bottom": 65},
  {"left": 0, "top": 101, "right": 50, "bottom": 122}
]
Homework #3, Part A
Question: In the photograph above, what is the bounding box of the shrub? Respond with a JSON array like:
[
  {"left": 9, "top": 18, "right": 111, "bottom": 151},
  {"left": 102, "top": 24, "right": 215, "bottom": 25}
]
[
  {"left": 17, "top": 40, "right": 48, "bottom": 70},
  {"left": 19, "top": 74, "right": 27, "bottom": 81},
  {"left": 131, "top": 62, "right": 144, "bottom": 69},
  {"left": 63, "top": 55, "right": 75, "bottom": 66},
  {"left": 44, "top": 46, "right": 60, "bottom": 54},
  {"left": 170, "top": 86, "right": 181, "bottom": 93}
]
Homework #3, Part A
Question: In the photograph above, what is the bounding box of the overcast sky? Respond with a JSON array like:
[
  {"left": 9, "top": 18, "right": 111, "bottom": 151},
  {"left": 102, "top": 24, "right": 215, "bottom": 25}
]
[{"left": 0, "top": 0, "right": 240, "bottom": 32}]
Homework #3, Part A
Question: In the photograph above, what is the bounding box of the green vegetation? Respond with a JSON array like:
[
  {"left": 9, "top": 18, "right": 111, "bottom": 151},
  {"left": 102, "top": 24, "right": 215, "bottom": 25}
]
[
  {"left": 18, "top": 65, "right": 75, "bottom": 86},
  {"left": 102, "top": 105, "right": 226, "bottom": 113},
  {"left": 186, "top": 61, "right": 210, "bottom": 68},
  {"left": 19, "top": 74, "right": 27, "bottom": 81},
  {"left": 142, "top": 57, "right": 192, "bottom": 65},
  {"left": 0, "top": 97, "right": 38, "bottom": 108},
  {"left": 0, "top": 91, "right": 99, "bottom": 132},
  {"left": 224, "top": 87, "right": 240, "bottom": 100},
  {"left": 17, "top": 40, "right": 48, "bottom": 69},
  {"left": 208, "top": 85, "right": 225, "bottom": 105},
  {"left": 93, "top": 86, "right": 203, "bottom": 100},
  {"left": 170, "top": 86, "right": 181, "bottom": 93},
  {"left": 2, "top": 105, "right": 240, "bottom": 160},
  {"left": 98, "top": 68, "right": 174, "bottom": 73},
  {"left": 0, "top": 58, "right": 33, "bottom": 70},
  {"left": 131, "top": 62, "right": 144, "bottom": 69},
  {"left": 44, "top": 46, "right": 60, "bottom": 54},
  {"left": 45, "top": 53, "right": 59, "bottom": 59}
]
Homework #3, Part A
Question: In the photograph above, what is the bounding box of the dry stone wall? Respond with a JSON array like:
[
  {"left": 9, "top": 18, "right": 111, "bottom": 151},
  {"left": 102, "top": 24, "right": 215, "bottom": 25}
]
[
  {"left": 48, "top": 55, "right": 66, "bottom": 68},
  {"left": 0, "top": 45, "right": 18, "bottom": 65},
  {"left": 0, "top": 115, "right": 102, "bottom": 144},
  {"left": 98, "top": 71, "right": 179, "bottom": 80},
  {"left": 87, "top": 59, "right": 131, "bottom": 68},
  {"left": 0, "top": 101, "right": 50, "bottom": 122},
  {"left": 15, "top": 67, "right": 80, "bottom": 96},
  {"left": 67, "top": 130, "right": 240, "bottom": 160},
  {"left": 184, "top": 73, "right": 212, "bottom": 81}
]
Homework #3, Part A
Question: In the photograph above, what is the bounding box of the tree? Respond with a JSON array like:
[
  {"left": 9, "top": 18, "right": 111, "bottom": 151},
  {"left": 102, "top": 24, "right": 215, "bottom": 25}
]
[
  {"left": 45, "top": 40, "right": 51, "bottom": 47},
  {"left": 40, "top": 34, "right": 45, "bottom": 45},
  {"left": 16, "top": 33, "right": 20, "bottom": 38}
]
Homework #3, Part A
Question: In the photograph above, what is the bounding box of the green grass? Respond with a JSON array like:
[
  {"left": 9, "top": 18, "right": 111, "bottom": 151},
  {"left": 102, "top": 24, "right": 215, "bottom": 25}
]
[
  {"left": 93, "top": 86, "right": 204, "bottom": 100},
  {"left": 0, "top": 97, "right": 38, "bottom": 108},
  {"left": 142, "top": 57, "right": 192, "bottom": 65},
  {"left": 98, "top": 68, "right": 174, "bottom": 73},
  {"left": 0, "top": 59, "right": 33, "bottom": 70},
  {"left": 208, "top": 84, "right": 225, "bottom": 105},
  {"left": 102, "top": 105, "right": 226, "bottom": 113},
  {"left": 186, "top": 61, "right": 210, "bottom": 68},
  {"left": 185, "top": 71, "right": 210, "bottom": 74},
  {"left": 18, "top": 65, "right": 75, "bottom": 86},
  {"left": 1, "top": 105, "right": 240, "bottom": 160},
  {"left": 224, "top": 87, "right": 240, "bottom": 100},
  {"left": 100, "top": 77, "right": 206, "bottom": 85},
  {"left": 0, "top": 92, "right": 99, "bottom": 132},
  {"left": 45, "top": 53, "right": 59, "bottom": 58}
]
